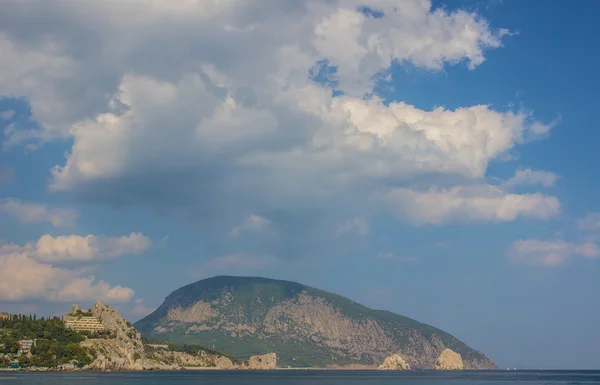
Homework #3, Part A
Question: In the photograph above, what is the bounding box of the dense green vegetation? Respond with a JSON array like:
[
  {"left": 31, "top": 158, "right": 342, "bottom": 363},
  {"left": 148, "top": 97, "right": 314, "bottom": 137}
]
[{"left": 0, "top": 314, "right": 94, "bottom": 368}]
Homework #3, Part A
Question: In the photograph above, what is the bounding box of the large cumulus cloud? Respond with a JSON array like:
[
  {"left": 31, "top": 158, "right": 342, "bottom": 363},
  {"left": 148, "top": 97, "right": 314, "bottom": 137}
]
[
  {"left": 0, "top": 242, "right": 136, "bottom": 303},
  {"left": 0, "top": 0, "right": 559, "bottom": 253}
]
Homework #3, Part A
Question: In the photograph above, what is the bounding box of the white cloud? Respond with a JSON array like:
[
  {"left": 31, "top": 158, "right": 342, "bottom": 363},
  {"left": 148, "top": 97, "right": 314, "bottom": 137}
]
[
  {"left": 229, "top": 215, "right": 271, "bottom": 237},
  {"left": 131, "top": 298, "right": 156, "bottom": 317},
  {"left": 33, "top": 232, "right": 152, "bottom": 262},
  {"left": 57, "top": 277, "right": 134, "bottom": 303},
  {"left": 312, "top": 0, "right": 509, "bottom": 95},
  {"left": 378, "top": 185, "right": 560, "bottom": 225},
  {"left": 504, "top": 168, "right": 559, "bottom": 188},
  {"left": 1, "top": 110, "right": 15, "bottom": 120},
  {"left": 0, "top": 0, "right": 511, "bottom": 149},
  {"left": 0, "top": 232, "right": 147, "bottom": 302},
  {"left": 376, "top": 252, "right": 419, "bottom": 263},
  {"left": 0, "top": 198, "right": 77, "bottom": 227},
  {"left": 0, "top": 0, "right": 559, "bottom": 243},
  {"left": 0, "top": 245, "right": 134, "bottom": 302},
  {"left": 45, "top": 75, "right": 557, "bottom": 229},
  {"left": 335, "top": 217, "right": 369, "bottom": 237},
  {"left": 508, "top": 239, "right": 600, "bottom": 267}
]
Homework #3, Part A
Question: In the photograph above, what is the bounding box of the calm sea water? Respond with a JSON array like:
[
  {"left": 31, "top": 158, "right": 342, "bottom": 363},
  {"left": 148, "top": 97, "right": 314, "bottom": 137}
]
[{"left": 1, "top": 370, "right": 599, "bottom": 385}]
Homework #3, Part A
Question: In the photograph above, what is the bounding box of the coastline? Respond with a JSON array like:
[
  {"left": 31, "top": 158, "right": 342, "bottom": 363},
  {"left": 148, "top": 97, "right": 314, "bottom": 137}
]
[{"left": 1, "top": 366, "right": 509, "bottom": 373}]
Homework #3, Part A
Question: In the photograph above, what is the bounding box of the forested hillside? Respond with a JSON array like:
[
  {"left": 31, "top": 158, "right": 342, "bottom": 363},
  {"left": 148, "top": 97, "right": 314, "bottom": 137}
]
[{"left": 0, "top": 314, "right": 93, "bottom": 368}]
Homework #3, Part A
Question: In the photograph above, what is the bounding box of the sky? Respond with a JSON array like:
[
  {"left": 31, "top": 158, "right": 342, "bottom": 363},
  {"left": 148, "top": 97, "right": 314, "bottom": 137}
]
[{"left": 1, "top": 0, "right": 600, "bottom": 370}]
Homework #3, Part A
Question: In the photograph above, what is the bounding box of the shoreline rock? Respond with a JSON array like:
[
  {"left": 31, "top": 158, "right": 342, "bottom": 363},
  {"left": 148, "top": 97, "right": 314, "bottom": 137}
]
[
  {"left": 246, "top": 353, "right": 277, "bottom": 370},
  {"left": 377, "top": 354, "right": 411, "bottom": 370},
  {"left": 434, "top": 348, "right": 464, "bottom": 370}
]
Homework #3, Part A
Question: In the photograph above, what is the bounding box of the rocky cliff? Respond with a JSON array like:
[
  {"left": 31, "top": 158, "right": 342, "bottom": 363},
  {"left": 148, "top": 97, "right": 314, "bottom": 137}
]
[
  {"left": 135, "top": 276, "right": 496, "bottom": 369},
  {"left": 434, "top": 348, "right": 464, "bottom": 370},
  {"left": 81, "top": 301, "right": 176, "bottom": 371},
  {"left": 80, "top": 301, "right": 276, "bottom": 371},
  {"left": 378, "top": 354, "right": 411, "bottom": 370}
]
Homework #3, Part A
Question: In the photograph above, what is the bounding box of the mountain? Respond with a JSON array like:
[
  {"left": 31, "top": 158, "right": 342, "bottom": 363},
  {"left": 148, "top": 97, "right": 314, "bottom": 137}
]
[{"left": 135, "top": 276, "right": 496, "bottom": 369}]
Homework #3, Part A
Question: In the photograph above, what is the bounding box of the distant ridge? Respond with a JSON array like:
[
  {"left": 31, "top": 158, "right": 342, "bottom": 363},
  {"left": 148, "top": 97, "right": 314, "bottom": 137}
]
[{"left": 135, "top": 276, "right": 496, "bottom": 369}]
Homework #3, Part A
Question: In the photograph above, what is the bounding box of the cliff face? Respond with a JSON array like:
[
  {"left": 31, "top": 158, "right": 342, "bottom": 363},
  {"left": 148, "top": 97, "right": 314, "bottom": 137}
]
[
  {"left": 135, "top": 276, "right": 497, "bottom": 369},
  {"left": 81, "top": 301, "right": 177, "bottom": 371},
  {"left": 81, "top": 301, "right": 276, "bottom": 371}
]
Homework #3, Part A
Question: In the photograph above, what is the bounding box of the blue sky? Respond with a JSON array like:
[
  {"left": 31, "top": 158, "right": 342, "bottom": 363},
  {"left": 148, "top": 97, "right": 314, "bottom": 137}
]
[{"left": 1, "top": 0, "right": 600, "bottom": 369}]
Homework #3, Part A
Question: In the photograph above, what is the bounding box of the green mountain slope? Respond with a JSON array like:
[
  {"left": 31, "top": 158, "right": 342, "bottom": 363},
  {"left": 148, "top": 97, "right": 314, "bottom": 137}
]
[{"left": 135, "top": 276, "right": 496, "bottom": 369}]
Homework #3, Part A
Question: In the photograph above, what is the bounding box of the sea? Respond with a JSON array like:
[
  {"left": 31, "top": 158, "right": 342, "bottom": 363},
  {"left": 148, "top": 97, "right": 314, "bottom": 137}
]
[{"left": 0, "top": 370, "right": 599, "bottom": 385}]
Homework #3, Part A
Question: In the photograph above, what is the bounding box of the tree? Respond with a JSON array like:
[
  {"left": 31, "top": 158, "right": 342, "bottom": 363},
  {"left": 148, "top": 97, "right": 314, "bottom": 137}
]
[{"left": 1, "top": 336, "right": 19, "bottom": 354}]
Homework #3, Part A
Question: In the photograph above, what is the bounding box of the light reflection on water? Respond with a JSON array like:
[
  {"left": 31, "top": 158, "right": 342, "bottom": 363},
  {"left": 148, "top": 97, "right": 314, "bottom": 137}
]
[{"left": 1, "top": 370, "right": 599, "bottom": 385}]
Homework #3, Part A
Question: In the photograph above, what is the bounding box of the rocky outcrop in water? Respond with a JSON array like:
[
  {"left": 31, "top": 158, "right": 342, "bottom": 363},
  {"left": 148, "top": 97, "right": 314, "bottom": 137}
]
[
  {"left": 378, "top": 354, "right": 411, "bottom": 370},
  {"left": 434, "top": 348, "right": 464, "bottom": 370}
]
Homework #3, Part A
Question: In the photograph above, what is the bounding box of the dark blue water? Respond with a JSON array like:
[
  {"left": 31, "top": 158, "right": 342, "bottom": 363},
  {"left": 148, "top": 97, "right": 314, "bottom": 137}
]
[{"left": 1, "top": 370, "right": 599, "bottom": 384}]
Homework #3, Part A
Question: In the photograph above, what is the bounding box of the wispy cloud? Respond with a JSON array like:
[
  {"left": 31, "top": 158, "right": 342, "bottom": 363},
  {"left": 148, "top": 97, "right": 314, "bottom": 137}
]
[
  {"left": 1, "top": 110, "right": 15, "bottom": 120},
  {"left": 378, "top": 185, "right": 559, "bottom": 225},
  {"left": 335, "top": 217, "right": 369, "bottom": 237},
  {"left": 503, "top": 168, "right": 559, "bottom": 188},
  {"left": 578, "top": 213, "right": 600, "bottom": 232},
  {"left": 0, "top": 198, "right": 78, "bottom": 227},
  {"left": 229, "top": 215, "right": 271, "bottom": 237},
  {"left": 508, "top": 239, "right": 600, "bottom": 267}
]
